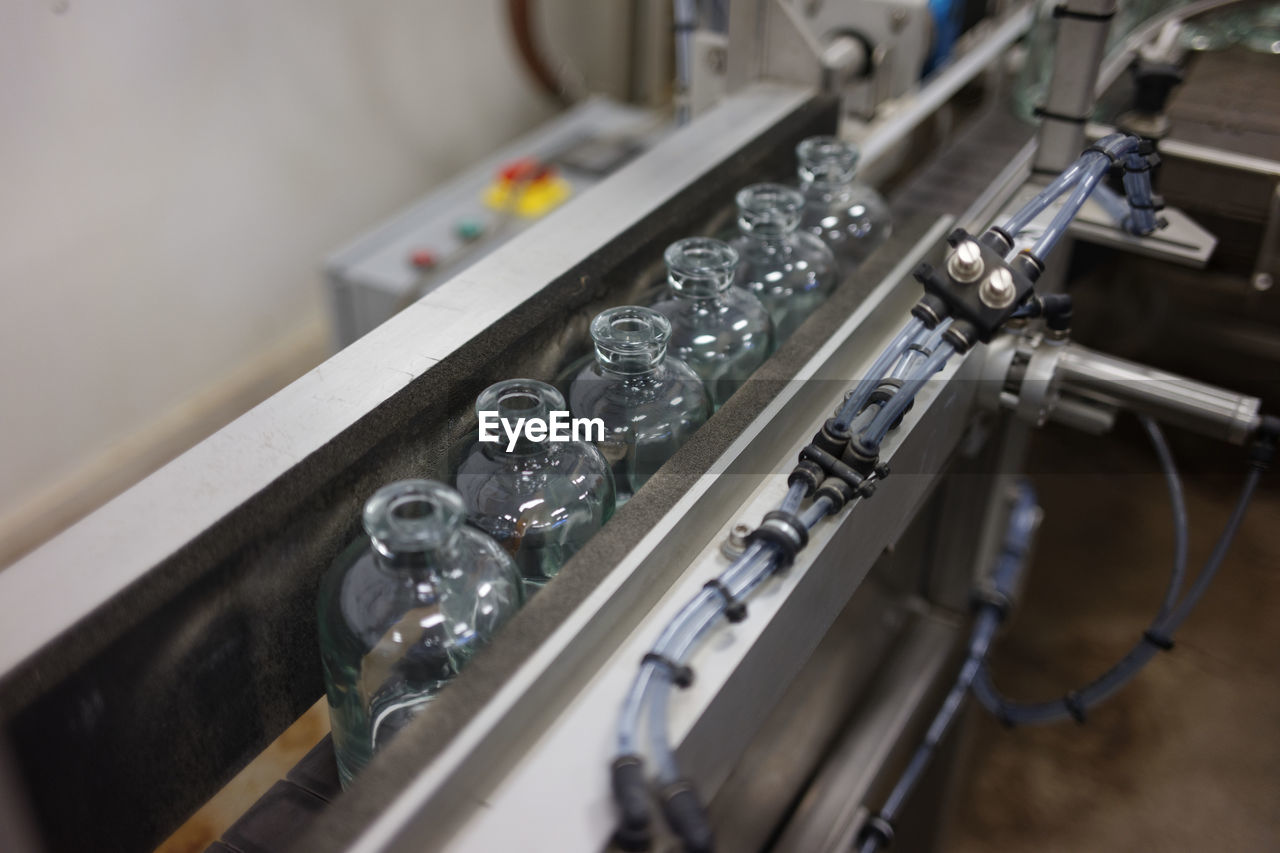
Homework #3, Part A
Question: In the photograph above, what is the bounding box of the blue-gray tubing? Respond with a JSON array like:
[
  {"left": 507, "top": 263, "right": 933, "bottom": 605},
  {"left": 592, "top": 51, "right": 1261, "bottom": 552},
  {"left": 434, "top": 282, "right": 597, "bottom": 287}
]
[
  {"left": 859, "top": 482, "right": 1039, "bottom": 853},
  {"left": 1029, "top": 155, "right": 1110, "bottom": 261},
  {"left": 1000, "top": 155, "right": 1094, "bottom": 238},
  {"left": 1091, "top": 182, "right": 1133, "bottom": 231},
  {"left": 647, "top": 496, "right": 836, "bottom": 784},
  {"left": 859, "top": 608, "right": 1003, "bottom": 853},
  {"left": 887, "top": 319, "right": 953, "bottom": 381},
  {"left": 615, "top": 483, "right": 809, "bottom": 757},
  {"left": 1029, "top": 134, "right": 1145, "bottom": 260},
  {"left": 1121, "top": 151, "right": 1159, "bottom": 235},
  {"left": 1140, "top": 416, "right": 1189, "bottom": 622},
  {"left": 835, "top": 316, "right": 926, "bottom": 428},
  {"left": 860, "top": 341, "right": 957, "bottom": 448},
  {"left": 974, "top": 460, "right": 1261, "bottom": 727}
]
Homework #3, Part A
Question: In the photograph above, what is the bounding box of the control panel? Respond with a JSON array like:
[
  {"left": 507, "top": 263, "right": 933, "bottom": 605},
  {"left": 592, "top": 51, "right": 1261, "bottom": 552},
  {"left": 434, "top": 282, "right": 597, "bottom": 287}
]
[{"left": 325, "top": 98, "right": 663, "bottom": 348}]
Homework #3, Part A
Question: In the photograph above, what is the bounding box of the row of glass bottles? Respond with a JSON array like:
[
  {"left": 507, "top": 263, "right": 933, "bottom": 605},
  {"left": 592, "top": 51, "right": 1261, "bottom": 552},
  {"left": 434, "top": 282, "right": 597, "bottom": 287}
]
[{"left": 317, "top": 135, "right": 891, "bottom": 785}]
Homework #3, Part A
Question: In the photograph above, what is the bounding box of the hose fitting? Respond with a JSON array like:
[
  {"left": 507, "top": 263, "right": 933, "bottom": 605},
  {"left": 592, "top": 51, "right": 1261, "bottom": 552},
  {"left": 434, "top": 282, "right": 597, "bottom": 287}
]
[
  {"left": 610, "top": 755, "right": 653, "bottom": 852},
  {"left": 659, "top": 780, "right": 714, "bottom": 853}
]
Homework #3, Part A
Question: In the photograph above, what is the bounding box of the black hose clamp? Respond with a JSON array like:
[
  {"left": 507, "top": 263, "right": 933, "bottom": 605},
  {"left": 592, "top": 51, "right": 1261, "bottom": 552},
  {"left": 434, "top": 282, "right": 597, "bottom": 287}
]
[
  {"left": 1142, "top": 629, "right": 1174, "bottom": 651},
  {"left": 1063, "top": 690, "right": 1088, "bottom": 724},
  {"left": 704, "top": 579, "right": 747, "bottom": 623},
  {"left": 1083, "top": 142, "right": 1127, "bottom": 172},
  {"left": 970, "top": 584, "right": 1012, "bottom": 620},
  {"left": 1052, "top": 4, "right": 1116, "bottom": 21},
  {"left": 642, "top": 653, "right": 694, "bottom": 688},
  {"left": 858, "top": 814, "right": 896, "bottom": 849},
  {"left": 745, "top": 509, "right": 809, "bottom": 571},
  {"left": 1035, "top": 105, "right": 1091, "bottom": 125}
]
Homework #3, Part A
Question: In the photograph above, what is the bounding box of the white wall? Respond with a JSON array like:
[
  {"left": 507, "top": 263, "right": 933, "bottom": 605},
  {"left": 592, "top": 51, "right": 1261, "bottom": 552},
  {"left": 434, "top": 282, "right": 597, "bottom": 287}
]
[{"left": 0, "top": 1, "right": 569, "bottom": 565}]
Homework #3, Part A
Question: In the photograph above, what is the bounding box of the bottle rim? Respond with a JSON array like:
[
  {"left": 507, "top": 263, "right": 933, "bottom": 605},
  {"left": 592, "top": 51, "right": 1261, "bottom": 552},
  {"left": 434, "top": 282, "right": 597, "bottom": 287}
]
[
  {"left": 735, "top": 183, "right": 804, "bottom": 236},
  {"left": 795, "top": 135, "right": 860, "bottom": 184},
  {"left": 664, "top": 237, "right": 739, "bottom": 297},
  {"left": 590, "top": 305, "right": 670, "bottom": 372},
  {"left": 363, "top": 479, "right": 465, "bottom": 556}
]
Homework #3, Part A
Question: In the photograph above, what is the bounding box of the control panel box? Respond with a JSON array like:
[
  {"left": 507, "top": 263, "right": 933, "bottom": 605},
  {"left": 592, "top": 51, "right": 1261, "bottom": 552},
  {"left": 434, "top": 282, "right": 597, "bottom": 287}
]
[{"left": 325, "top": 98, "right": 663, "bottom": 348}]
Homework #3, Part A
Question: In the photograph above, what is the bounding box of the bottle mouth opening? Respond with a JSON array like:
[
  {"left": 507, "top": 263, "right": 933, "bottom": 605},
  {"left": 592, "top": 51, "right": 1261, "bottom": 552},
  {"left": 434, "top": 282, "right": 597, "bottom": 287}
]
[
  {"left": 591, "top": 306, "right": 670, "bottom": 372},
  {"left": 476, "top": 378, "right": 563, "bottom": 423},
  {"left": 796, "top": 136, "right": 859, "bottom": 184},
  {"left": 592, "top": 306, "right": 670, "bottom": 349},
  {"left": 389, "top": 494, "right": 436, "bottom": 524},
  {"left": 498, "top": 390, "right": 542, "bottom": 412},
  {"left": 664, "top": 238, "right": 738, "bottom": 296},
  {"left": 736, "top": 183, "right": 803, "bottom": 235}
]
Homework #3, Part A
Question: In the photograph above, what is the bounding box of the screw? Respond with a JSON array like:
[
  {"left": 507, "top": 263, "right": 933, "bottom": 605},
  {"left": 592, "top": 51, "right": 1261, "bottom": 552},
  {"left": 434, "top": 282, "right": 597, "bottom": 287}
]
[
  {"left": 979, "top": 268, "right": 1017, "bottom": 309},
  {"left": 947, "top": 240, "right": 984, "bottom": 283},
  {"left": 1253, "top": 272, "right": 1273, "bottom": 292}
]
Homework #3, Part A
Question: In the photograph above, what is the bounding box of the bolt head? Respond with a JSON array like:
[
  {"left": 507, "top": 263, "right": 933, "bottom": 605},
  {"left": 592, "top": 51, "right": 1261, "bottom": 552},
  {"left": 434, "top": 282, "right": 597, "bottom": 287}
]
[
  {"left": 979, "top": 268, "right": 1017, "bottom": 309},
  {"left": 1253, "top": 272, "right": 1274, "bottom": 292},
  {"left": 947, "top": 240, "right": 984, "bottom": 283}
]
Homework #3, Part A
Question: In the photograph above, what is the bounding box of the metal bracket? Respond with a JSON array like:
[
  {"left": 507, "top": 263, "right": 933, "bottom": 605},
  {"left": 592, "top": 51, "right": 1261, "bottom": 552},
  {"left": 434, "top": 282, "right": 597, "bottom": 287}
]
[{"left": 1069, "top": 200, "right": 1217, "bottom": 268}]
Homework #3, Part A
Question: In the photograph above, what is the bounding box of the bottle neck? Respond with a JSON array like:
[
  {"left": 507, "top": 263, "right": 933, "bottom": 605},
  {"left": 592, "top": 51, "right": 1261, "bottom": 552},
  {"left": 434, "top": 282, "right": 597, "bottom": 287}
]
[
  {"left": 371, "top": 543, "right": 447, "bottom": 576},
  {"left": 738, "top": 225, "right": 797, "bottom": 253},
  {"left": 735, "top": 183, "right": 803, "bottom": 251},
  {"left": 476, "top": 378, "right": 565, "bottom": 456},
  {"left": 795, "top": 136, "right": 861, "bottom": 195},
  {"left": 362, "top": 480, "right": 466, "bottom": 576},
  {"left": 664, "top": 237, "right": 739, "bottom": 306},
  {"left": 799, "top": 174, "right": 855, "bottom": 199}
]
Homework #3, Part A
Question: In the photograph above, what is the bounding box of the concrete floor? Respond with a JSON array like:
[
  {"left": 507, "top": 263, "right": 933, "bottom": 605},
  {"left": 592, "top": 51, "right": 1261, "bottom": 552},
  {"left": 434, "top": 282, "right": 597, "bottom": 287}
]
[{"left": 945, "top": 423, "right": 1280, "bottom": 852}]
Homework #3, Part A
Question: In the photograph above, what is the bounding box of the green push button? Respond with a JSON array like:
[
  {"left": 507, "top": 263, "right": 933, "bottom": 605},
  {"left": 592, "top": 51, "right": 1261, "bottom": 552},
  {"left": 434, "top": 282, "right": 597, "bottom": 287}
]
[{"left": 456, "top": 218, "right": 486, "bottom": 242}]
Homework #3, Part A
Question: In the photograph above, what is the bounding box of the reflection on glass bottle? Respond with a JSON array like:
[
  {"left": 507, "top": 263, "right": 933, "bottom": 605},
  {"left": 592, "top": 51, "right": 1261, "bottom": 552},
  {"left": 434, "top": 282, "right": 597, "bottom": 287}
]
[
  {"left": 651, "top": 237, "right": 773, "bottom": 411},
  {"left": 317, "top": 479, "right": 523, "bottom": 787},
  {"left": 731, "top": 183, "right": 840, "bottom": 343},
  {"left": 568, "top": 306, "right": 709, "bottom": 504},
  {"left": 795, "top": 137, "right": 892, "bottom": 268},
  {"left": 455, "top": 378, "right": 615, "bottom": 590}
]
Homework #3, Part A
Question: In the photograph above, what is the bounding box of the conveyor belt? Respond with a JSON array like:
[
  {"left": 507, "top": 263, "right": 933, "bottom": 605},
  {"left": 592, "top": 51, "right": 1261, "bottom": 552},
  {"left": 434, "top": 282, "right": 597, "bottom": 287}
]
[{"left": 889, "top": 106, "right": 1036, "bottom": 223}]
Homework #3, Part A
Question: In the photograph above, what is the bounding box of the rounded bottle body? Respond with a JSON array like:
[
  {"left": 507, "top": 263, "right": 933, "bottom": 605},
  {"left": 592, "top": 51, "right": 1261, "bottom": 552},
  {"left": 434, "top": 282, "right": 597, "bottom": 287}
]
[
  {"left": 569, "top": 306, "right": 709, "bottom": 503},
  {"left": 794, "top": 137, "right": 892, "bottom": 267},
  {"left": 651, "top": 237, "right": 773, "bottom": 410},
  {"left": 318, "top": 480, "right": 523, "bottom": 786},
  {"left": 731, "top": 183, "right": 839, "bottom": 342},
  {"left": 455, "top": 379, "right": 615, "bottom": 590}
]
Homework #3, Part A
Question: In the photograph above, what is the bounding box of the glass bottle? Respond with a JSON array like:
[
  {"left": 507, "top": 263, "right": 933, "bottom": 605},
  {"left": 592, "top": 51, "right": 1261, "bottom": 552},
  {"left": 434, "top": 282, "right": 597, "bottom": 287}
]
[
  {"left": 651, "top": 237, "right": 773, "bottom": 411},
  {"left": 731, "top": 183, "right": 840, "bottom": 343},
  {"left": 317, "top": 479, "right": 523, "bottom": 787},
  {"left": 794, "top": 139, "right": 892, "bottom": 269},
  {"left": 568, "top": 306, "right": 709, "bottom": 504},
  {"left": 455, "top": 378, "right": 615, "bottom": 590}
]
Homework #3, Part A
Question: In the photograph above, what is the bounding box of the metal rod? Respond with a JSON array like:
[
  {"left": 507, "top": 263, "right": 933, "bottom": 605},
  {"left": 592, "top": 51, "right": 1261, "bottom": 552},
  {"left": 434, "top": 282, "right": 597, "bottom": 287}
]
[
  {"left": 1056, "top": 343, "right": 1262, "bottom": 444},
  {"left": 1033, "top": 0, "right": 1117, "bottom": 173}
]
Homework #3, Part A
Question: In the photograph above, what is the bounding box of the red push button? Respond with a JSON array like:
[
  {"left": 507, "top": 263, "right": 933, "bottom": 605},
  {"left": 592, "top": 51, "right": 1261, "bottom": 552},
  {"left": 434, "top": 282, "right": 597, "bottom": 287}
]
[{"left": 409, "top": 249, "right": 438, "bottom": 270}]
